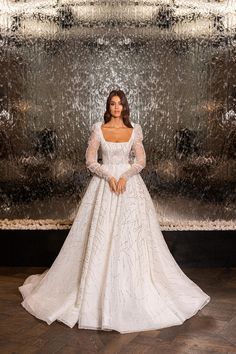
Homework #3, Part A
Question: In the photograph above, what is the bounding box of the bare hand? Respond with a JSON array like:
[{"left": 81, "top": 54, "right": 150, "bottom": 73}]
[
  {"left": 115, "top": 177, "right": 127, "bottom": 195},
  {"left": 108, "top": 176, "right": 118, "bottom": 193}
]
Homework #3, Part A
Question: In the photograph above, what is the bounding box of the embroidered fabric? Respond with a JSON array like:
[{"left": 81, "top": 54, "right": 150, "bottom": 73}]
[
  {"left": 18, "top": 119, "right": 211, "bottom": 333},
  {"left": 85, "top": 123, "right": 113, "bottom": 181},
  {"left": 85, "top": 122, "right": 146, "bottom": 182},
  {"left": 120, "top": 124, "right": 146, "bottom": 180}
]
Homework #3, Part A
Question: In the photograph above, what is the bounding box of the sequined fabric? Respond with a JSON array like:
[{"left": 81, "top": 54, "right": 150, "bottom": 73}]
[{"left": 18, "top": 121, "right": 210, "bottom": 333}]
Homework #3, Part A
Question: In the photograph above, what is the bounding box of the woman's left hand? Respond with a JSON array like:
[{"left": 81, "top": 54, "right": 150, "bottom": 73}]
[{"left": 116, "top": 177, "right": 127, "bottom": 195}]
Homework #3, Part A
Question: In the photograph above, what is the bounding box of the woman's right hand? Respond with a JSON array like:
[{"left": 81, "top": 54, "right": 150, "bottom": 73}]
[{"left": 108, "top": 176, "right": 117, "bottom": 193}]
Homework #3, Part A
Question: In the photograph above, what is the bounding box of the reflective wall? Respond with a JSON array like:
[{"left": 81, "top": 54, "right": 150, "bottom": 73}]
[{"left": 0, "top": 0, "right": 235, "bottom": 228}]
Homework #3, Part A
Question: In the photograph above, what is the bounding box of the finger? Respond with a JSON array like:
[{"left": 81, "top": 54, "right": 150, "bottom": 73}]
[{"left": 117, "top": 184, "right": 121, "bottom": 194}]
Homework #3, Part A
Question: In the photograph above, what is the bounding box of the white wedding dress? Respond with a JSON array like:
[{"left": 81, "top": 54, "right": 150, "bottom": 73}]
[{"left": 18, "top": 120, "right": 211, "bottom": 334}]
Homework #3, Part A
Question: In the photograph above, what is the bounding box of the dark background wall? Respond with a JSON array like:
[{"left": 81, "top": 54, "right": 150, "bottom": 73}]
[{"left": 1, "top": 230, "right": 235, "bottom": 267}]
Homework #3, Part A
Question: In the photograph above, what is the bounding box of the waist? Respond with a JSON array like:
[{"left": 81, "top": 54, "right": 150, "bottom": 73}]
[{"left": 101, "top": 162, "right": 131, "bottom": 166}]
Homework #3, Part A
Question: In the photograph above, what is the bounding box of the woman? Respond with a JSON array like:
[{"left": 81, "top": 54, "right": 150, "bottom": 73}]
[{"left": 19, "top": 89, "right": 210, "bottom": 334}]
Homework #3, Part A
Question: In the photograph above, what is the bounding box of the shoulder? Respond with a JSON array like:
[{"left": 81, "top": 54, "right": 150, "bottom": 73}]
[
  {"left": 132, "top": 122, "right": 144, "bottom": 139},
  {"left": 90, "top": 121, "right": 101, "bottom": 131},
  {"left": 133, "top": 122, "right": 142, "bottom": 129},
  {"left": 131, "top": 121, "right": 142, "bottom": 129},
  {"left": 89, "top": 121, "right": 101, "bottom": 140}
]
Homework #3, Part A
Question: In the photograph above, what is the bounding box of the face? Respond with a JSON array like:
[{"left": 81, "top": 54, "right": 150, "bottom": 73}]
[{"left": 109, "top": 95, "right": 123, "bottom": 118}]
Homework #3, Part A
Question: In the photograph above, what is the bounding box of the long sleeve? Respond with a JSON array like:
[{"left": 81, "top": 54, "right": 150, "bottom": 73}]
[
  {"left": 120, "top": 124, "right": 146, "bottom": 181},
  {"left": 85, "top": 123, "right": 113, "bottom": 181}
]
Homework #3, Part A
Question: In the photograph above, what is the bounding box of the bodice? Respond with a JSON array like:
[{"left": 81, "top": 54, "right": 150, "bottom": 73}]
[
  {"left": 85, "top": 120, "right": 146, "bottom": 181},
  {"left": 97, "top": 121, "right": 135, "bottom": 165}
]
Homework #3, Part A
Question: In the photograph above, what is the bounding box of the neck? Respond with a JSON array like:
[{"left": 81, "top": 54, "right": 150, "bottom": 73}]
[{"left": 110, "top": 117, "right": 124, "bottom": 127}]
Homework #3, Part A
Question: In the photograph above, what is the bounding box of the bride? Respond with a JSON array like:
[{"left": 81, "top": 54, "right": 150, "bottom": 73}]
[{"left": 19, "top": 89, "right": 211, "bottom": 334}]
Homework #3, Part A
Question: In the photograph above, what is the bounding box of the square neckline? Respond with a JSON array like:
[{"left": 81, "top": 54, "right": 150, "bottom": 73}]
[{"left": 99, "top": 121, "right": 134, "bottom": 144}]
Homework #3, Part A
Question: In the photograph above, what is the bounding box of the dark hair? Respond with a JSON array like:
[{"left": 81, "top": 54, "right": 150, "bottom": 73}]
[{"left": 103, "top": 90, "right": 133, "bottom": 128}]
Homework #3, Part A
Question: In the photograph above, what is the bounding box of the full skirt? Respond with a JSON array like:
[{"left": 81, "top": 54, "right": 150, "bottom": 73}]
[{"left": 19, "top": 163, "right": 211, "bottom": 334}]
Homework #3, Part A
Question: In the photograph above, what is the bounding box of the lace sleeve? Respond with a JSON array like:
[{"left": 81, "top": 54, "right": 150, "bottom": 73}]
[
  {"left": 120, "top": 123, "right": 146, "bottom": 181},
  {"left": 85, "top": 123, "right": 113, "bottom": 181}
]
